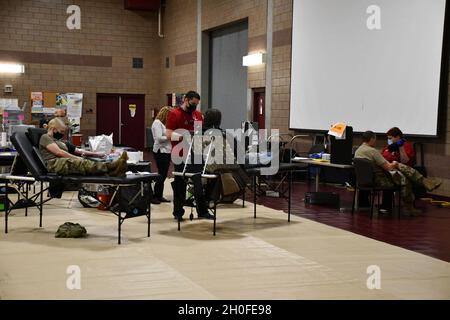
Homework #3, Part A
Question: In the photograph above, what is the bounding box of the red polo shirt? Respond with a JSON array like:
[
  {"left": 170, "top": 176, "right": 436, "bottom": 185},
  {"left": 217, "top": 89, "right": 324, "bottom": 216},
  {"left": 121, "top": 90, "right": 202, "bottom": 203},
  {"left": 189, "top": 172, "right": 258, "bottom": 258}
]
[{"left": 166, "top": 106, "right": 203, "bottom": 156}]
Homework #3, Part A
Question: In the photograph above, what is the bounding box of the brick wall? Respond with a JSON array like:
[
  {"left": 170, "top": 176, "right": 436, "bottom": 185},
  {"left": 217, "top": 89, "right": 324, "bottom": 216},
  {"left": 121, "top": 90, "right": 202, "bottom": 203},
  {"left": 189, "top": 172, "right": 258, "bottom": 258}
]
[
  {"left": 0, "top": 0, "right": 161, "bottom": 137},
  {"left": 159, "top": 0, "right": 197, "bottom": 105}
]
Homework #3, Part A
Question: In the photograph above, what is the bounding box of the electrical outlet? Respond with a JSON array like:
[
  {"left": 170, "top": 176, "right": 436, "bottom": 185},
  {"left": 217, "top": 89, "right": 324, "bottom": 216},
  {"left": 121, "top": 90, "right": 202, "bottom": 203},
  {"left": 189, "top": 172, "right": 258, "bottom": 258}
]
[{"left": 4, "top": 85, "right": 13, "bottom": 93}]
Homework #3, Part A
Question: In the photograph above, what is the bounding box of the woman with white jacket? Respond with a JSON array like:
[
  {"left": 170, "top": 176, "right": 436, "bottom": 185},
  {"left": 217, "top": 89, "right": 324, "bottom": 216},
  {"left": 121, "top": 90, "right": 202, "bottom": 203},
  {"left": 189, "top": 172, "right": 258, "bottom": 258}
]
[{"left": 151, "top": 106, "right": 172, "bottom": 203}]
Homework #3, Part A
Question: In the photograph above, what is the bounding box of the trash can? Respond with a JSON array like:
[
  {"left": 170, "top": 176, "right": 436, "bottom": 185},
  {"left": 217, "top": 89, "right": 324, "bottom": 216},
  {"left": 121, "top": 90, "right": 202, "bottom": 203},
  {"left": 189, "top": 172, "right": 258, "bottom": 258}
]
[{"left": 71, "top": 134, "right": 83, "bottom": 147}]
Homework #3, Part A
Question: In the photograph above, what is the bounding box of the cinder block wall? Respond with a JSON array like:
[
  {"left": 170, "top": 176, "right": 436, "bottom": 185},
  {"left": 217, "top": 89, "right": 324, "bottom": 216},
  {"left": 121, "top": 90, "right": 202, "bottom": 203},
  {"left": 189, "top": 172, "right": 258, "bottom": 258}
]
[
  {"left": 159, "top": 0, "right": 198, "bottom": 103},
  {"left": 0, "top": 0, "right": 161, "bottom": 137}
]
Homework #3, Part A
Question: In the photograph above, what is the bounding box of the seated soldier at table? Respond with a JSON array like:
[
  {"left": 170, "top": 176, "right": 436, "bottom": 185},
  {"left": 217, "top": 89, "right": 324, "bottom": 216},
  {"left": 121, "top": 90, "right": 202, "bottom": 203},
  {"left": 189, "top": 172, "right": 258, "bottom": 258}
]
[
  {"left": 355, "top": 131, "right": 441, "bottom": 216},
  {"left": 39, "top": 118, "right": 128, "bottom": 176}
]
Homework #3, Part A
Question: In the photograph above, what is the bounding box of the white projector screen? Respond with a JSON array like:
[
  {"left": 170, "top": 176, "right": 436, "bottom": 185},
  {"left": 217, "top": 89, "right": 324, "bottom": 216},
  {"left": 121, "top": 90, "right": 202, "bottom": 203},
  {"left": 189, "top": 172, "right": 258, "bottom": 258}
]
[{"left": 290, "top": 0, "right": 447, "bottom": 136}]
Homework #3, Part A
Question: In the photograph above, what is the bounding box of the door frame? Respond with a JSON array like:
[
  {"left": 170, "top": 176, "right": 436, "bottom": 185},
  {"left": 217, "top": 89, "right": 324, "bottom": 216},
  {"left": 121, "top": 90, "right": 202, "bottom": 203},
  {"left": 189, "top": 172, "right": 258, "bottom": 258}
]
[
  {"left": 252, "top": 87, "right": 266, "bottom": 130},
  {"left": 96, "top": 93, "right": 146, "bottom": 146}
]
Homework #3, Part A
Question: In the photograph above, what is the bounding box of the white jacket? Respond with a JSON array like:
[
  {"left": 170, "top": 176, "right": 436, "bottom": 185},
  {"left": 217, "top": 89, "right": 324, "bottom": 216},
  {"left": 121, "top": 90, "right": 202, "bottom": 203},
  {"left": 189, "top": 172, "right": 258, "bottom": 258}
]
[{"left": 151, "top": 119, "right": 172, "bottom": 154}]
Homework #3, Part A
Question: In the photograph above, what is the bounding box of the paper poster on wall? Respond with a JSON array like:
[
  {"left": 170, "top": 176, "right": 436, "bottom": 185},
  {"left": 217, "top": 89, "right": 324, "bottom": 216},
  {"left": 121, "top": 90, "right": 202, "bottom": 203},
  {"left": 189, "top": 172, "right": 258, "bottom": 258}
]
[
  {"left": 66, "top": 93, "right": 83, "bottom": 118},
  {"left": 31, "top": 106, "right": 44, "bottom": 113},
  {"left": 31, "top": 92, "right": 43, "bottom": 103},
  {"left": 68, "top": 117, "right": 81, "bottom": 133},
  {"left": 31, "top": 92, "right": 44, "bottom": 113},
  {"left": 43, "top": 107, "right": 56, "bottom": 114},
  {"left": 56, "top": 93, "right": 68, "bottom": 107},
  {"left": 43, "top": 92, "right": 57, "bottom": 108},
  {"left": 0, "top": 98, "right": 19, "bottom": 111},
  {"left": 129, "top": 104, "right": 136, "bottom": 117}
]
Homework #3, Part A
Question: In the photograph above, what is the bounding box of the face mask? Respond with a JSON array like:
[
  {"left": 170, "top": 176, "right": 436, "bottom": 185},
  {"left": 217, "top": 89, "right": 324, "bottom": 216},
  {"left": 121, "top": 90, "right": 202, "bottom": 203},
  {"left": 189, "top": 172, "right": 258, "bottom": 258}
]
[
  {"left": 387, "top": 139, "right": 393, "bottom": 145},
  {"left": 187, "top": 103, "right": 197, "bottom": 113},
  {"left": 53, "top": 132, "right": 64, "bottom": 140}
]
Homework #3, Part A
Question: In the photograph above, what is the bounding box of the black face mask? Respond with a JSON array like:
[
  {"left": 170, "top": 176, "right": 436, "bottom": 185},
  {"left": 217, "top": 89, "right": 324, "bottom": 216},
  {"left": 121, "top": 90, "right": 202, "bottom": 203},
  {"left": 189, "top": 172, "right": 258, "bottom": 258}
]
[
  {"left": 53, "top": 132, "right": 64, "bottom": 140},
  {"left": 187, "top": 103, "right": 197, "bottom": 113}
]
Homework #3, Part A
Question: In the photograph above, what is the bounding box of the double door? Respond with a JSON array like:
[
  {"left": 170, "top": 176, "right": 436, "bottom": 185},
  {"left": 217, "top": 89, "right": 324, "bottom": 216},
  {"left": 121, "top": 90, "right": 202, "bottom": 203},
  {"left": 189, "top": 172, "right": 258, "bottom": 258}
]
[{"left": 96, "top": 93, "right": 145, "bottom": 150}]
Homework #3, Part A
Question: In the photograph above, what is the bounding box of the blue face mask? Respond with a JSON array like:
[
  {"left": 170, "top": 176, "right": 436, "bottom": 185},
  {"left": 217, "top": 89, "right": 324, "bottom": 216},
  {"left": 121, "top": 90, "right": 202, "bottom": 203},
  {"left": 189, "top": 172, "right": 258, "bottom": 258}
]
[{"left": 387, "top": 139, "right": 393, "bottom": 145}]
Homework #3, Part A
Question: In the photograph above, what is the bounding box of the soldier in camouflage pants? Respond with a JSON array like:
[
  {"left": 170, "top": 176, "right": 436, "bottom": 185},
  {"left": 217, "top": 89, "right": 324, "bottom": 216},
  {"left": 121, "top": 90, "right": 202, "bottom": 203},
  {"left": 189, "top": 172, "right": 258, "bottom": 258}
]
[
  {"left": 355, "top": 131, "right": 442, "bottom": 214},
  {"left": 47, "top": 157, "right": 120, "bottom": 176},
  {"left": 374, "top": 163, "right": 426, "bottom": 204},
  {"left": 40, "top": 118, "right": 128, "bottom": 177}
]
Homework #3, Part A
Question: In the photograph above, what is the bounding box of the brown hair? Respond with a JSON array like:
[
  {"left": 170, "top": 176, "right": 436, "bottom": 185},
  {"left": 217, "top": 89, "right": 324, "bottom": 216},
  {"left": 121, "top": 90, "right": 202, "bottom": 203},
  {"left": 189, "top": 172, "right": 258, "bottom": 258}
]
[
  {"left": 386, "top": 127, "right": 403, "bottom": 138},
  {"left": 156, "top": 106, "right": 171, "bottom": 125},
  {"left": 362, "top": 131, "right": 376, "bottom": 143}
]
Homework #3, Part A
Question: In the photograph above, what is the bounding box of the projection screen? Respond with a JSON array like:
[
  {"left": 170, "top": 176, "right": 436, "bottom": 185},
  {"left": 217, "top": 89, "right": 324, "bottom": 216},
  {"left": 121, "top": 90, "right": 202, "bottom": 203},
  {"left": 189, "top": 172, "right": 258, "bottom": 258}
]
[{"left": 289, "top": 0, "right": 447, "bottom": 136}]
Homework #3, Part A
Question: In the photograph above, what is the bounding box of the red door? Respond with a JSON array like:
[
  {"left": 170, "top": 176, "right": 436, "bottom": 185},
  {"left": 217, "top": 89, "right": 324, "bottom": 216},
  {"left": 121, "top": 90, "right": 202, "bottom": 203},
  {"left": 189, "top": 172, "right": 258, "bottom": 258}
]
[
  {"left": 96, "top": 94, "right": 120, "bottom": 144},
  {"left": 253, "top": 88, "right": 265, "bottom": 130},
  {"left": 120, "top": 94, "right": 145, "bottom": 150},
  {"left": 96, "top": 93, "right": 145, "bottom": 150}
]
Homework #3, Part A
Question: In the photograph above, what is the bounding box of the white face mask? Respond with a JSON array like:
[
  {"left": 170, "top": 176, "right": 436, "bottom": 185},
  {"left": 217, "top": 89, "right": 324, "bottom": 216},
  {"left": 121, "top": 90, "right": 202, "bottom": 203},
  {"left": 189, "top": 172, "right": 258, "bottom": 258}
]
[{"left": 387, "top": 139, "right": 393, "bottom": 145}]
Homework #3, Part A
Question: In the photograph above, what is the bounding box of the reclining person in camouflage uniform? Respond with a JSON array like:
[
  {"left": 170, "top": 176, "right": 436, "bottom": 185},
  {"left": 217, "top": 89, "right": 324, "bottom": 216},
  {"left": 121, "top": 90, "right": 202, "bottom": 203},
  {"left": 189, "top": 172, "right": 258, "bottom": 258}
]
[
  {"left": 39, "top": 118, "right": 128, "bottom": 176},
  {"left": 354, "top": 131, "right": 442, "bottom": 216}
]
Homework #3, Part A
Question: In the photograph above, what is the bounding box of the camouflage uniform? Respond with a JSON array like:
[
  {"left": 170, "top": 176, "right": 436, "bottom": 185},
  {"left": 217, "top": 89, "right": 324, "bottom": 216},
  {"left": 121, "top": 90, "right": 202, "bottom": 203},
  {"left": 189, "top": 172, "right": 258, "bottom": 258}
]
[
  {"left": 355, "top": 143, "right": 426, "bottom": 205},
  {"left": 374, "top": 163, "right": 424, "bottom": 204},
  {"left": 40, "top": 133, "right": 121, "bottom": 176},
  {"left": 47, "top": 157, "right": 109, "bottom": 176}
]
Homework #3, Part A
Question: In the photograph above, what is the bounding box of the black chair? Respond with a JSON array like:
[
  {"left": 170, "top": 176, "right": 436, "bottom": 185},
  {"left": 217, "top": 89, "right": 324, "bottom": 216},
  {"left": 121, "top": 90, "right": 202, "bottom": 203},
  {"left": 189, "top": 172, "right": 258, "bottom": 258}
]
[
  {"left": 352, "top": 158, "right": 402, "bottom": 218},
  {"left": 3, "top": 131, "right": 160, "bottom": 244}
]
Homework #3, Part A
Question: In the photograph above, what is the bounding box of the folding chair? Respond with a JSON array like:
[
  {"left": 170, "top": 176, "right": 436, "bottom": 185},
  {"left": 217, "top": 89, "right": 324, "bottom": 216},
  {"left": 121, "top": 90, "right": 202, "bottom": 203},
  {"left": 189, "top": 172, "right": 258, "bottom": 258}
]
[{"left": 172, "top": 134, "right": 220, "bottom": 235}]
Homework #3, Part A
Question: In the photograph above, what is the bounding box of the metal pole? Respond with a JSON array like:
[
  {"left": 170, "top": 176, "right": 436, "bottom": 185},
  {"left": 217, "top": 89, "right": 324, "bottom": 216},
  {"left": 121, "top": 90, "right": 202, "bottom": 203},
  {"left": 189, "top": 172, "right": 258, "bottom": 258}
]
[
  {"left": 25, "top": 183, "right": 28, "bottom": 217},
  {"left": 315, "top": 169, "right": 319, "bottom": 192},
  {"left": 253, "top": 175, "right": 257, "bottom": 219},
  {"left": 288, "top": 170, "right": 292, "bottom": 222},
  {"left": 147, "top": 182, "right": 151, "bottom": 238},
  {"left": 39, "top": 181, "right": 43, "bottom": 227},
  {"left": 5, "top": 180, "right": 8, "bottom": 233}
]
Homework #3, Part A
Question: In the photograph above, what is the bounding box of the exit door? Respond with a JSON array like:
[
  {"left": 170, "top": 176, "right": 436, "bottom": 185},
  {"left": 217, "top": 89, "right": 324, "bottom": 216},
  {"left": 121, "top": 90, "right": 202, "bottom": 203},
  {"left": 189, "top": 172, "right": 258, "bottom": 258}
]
[
  {"left": 96, "top": 93, "right": 145, "bottom": 150},
  {"left": 253, "top": 88, "right": 265, "bottom": 130}
]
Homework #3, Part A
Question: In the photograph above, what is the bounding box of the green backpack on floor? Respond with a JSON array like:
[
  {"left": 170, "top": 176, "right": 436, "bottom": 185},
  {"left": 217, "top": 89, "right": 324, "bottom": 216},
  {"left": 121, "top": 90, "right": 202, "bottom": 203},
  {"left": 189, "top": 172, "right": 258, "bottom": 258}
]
[{"left": 55, "top": 222, "right": 88, "bottom": 238}]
